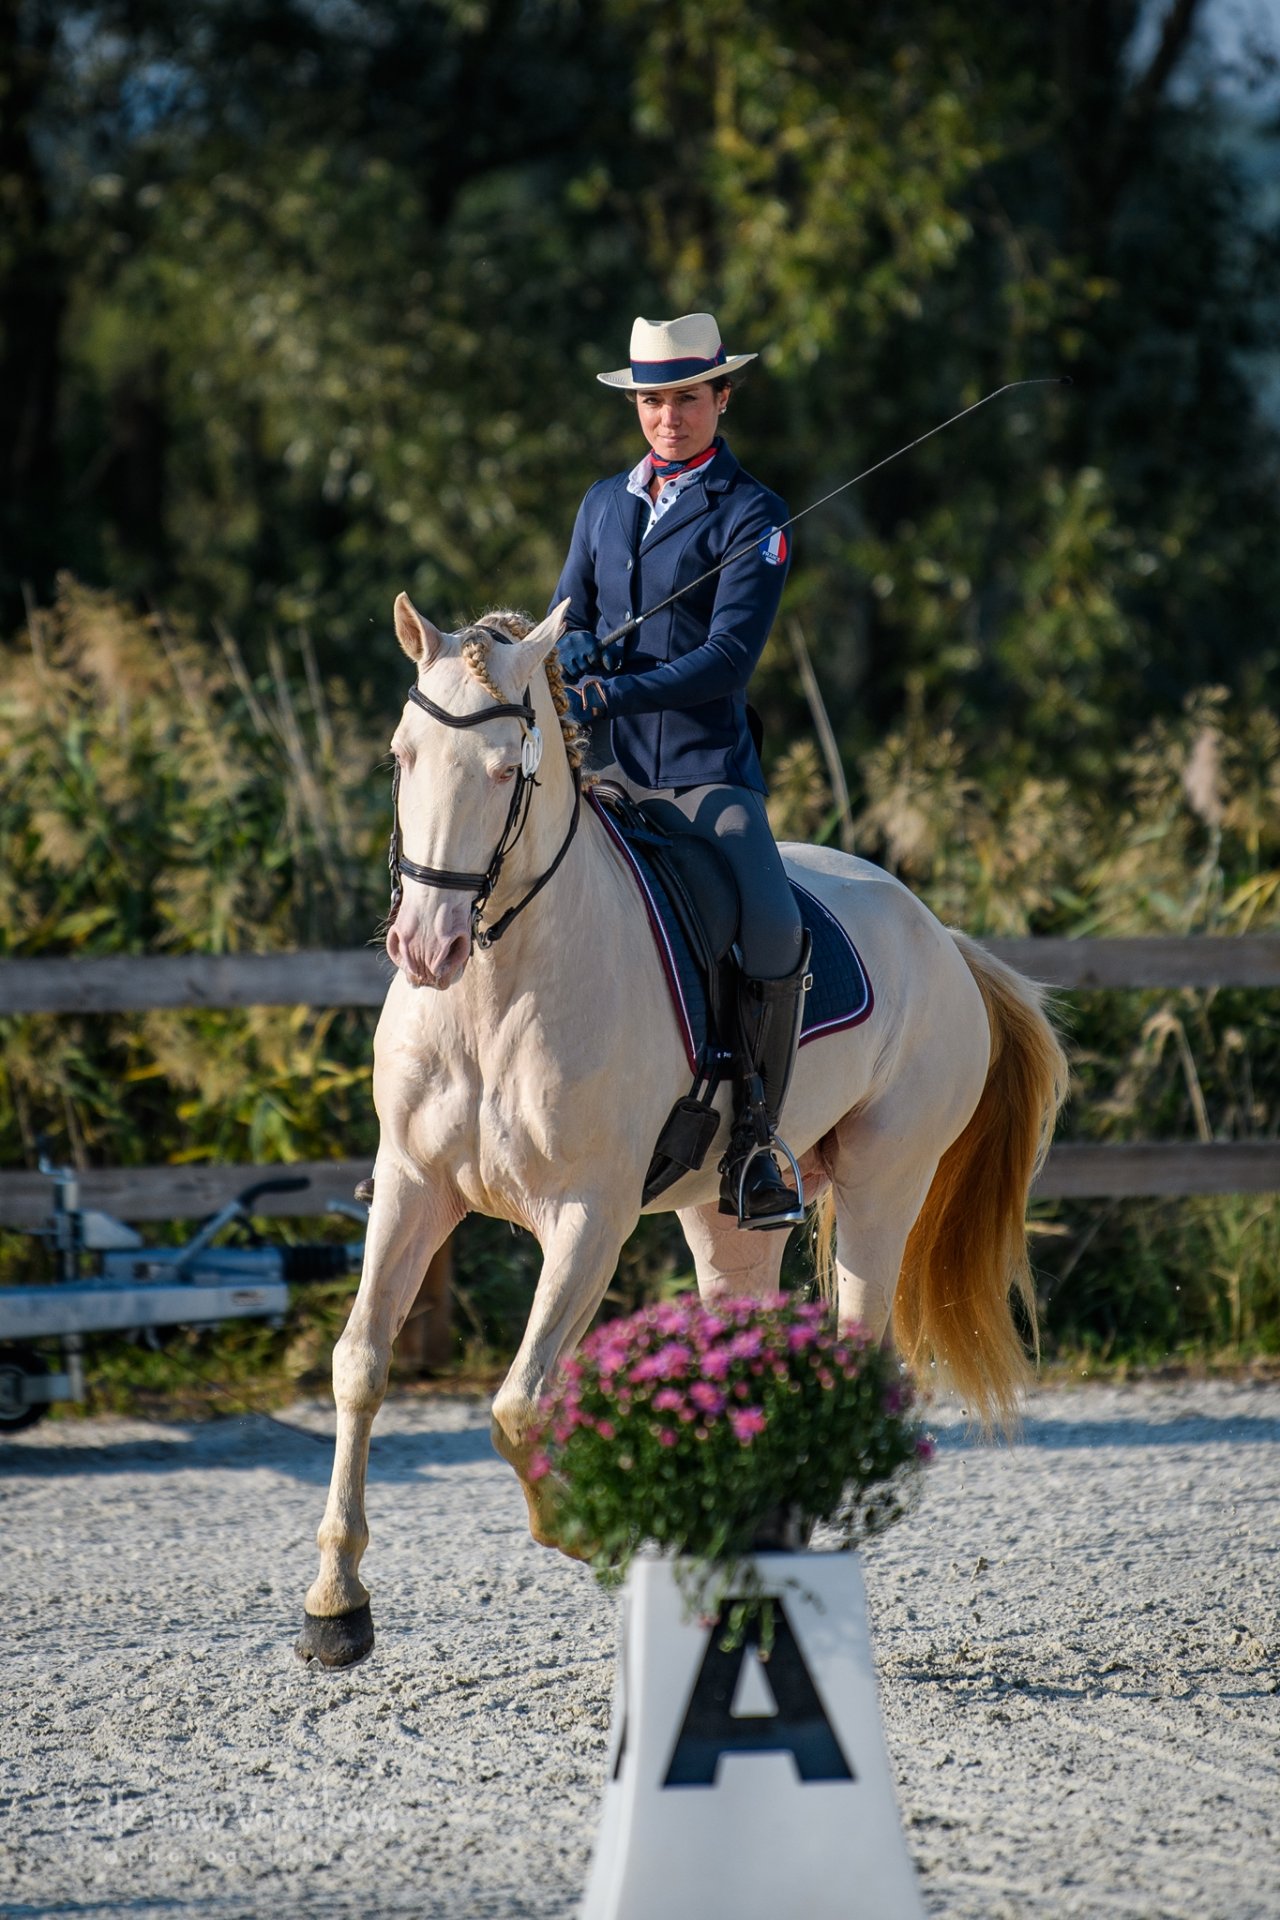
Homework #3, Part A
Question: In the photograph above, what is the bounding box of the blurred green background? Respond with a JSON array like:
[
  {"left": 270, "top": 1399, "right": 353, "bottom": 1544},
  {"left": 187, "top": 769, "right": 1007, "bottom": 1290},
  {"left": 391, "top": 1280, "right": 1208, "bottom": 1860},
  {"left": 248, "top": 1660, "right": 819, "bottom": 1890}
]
[{"left": 3, "top": 0, "right": 1279, "bottom": 1401}]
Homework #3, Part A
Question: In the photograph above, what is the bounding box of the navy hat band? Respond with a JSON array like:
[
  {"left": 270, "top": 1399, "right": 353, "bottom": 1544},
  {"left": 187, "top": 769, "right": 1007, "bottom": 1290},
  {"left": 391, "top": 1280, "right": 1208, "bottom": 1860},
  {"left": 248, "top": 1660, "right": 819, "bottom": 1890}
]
[{"left": 629, "top": 346, "right": 727, "bottom": 385}]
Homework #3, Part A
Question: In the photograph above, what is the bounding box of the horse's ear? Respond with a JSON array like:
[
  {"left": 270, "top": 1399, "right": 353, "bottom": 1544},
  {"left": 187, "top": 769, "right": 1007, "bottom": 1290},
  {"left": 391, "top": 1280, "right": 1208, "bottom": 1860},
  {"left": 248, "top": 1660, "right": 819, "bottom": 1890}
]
[
  {"left": 394, "top": 593, "right": 443, "bottom": 665},
  {"left": 505, "top": 599, "right": 570, "bottom": 682}
]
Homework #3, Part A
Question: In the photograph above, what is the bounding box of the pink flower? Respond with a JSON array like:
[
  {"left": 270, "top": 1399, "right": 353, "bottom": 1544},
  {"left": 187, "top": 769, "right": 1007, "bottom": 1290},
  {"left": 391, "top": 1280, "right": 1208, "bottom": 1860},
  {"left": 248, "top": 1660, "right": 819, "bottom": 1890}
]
[
  {"left": 653, "top": 1341, "right": 693, "bottom": 1378},
  {"left": 657, "top": 1428, "right": 678, "bottom": 1448},
  {"left": 700, "top": 1347, "right": 732, "bottom": 1380},
  {"left": 689, "top": 1381, "right": 725, "bottom": 1416},
  {"left": 727, "top": 1329, "right": 764, "bottom": 1362},
  {"left": 596, "top": 1420, "right": 615, "bottom": 1440},
  {"left": 527, "top": 1451, "right": 551, "bottom": 1482},
  {"left": 629, "top": 1354, "right": 667, "bottom": 1384},
  {"left": 915, "top": 1434, "right": 936, "bottom": 1462},
  {"left": 730, "top": 1407, "right": 767, "bottom": 1444},
  {"left": 653, "top": 1387, "right": 684, "bottom": 1413}
]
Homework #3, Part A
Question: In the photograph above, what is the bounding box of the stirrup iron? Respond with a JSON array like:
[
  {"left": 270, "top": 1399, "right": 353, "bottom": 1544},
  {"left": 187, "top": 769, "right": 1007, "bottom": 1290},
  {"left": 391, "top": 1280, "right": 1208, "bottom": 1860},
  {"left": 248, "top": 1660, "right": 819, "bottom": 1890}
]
[{"left": 734, "top": 1135, "right": 806, "bottom": 1230}]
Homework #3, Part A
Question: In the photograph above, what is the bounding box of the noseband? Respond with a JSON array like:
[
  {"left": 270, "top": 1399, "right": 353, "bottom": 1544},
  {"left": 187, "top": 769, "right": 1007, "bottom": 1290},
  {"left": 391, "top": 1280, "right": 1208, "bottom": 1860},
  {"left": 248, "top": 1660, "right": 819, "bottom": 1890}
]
[{"left": 387, "top": 629, "right": 582, "bottom": 952}]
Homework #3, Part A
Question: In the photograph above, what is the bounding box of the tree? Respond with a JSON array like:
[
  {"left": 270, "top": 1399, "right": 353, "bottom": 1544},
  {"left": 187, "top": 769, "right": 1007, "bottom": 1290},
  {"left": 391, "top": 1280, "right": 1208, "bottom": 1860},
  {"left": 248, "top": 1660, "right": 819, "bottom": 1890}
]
[{"left": 2, "top": 0, "right": 1277, "bottom": 771}]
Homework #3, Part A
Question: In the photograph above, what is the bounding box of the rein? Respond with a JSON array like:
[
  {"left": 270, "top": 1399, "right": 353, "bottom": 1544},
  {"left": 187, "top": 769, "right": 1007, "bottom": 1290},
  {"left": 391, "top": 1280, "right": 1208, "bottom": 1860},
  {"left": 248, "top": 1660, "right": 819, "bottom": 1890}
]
[{"left": 387, "top": 629, "right": 582, "bottom": 951}]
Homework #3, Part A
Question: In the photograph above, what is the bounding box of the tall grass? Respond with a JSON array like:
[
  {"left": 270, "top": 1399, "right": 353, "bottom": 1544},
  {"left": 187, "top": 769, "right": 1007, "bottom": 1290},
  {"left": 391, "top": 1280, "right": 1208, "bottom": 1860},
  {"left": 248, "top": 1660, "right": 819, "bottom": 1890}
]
[
  {"left": 780, "top": 680, "right": 1280, "bottom": 1363},
  {"left": 1, "top": 578, "right": 385, "bottom": 1181}
]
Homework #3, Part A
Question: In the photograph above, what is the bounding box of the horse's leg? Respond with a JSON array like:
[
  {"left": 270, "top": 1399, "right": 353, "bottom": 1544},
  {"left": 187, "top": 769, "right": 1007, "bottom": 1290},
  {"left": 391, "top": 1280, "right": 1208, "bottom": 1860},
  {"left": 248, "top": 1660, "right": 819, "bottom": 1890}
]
[
  {"left": 824, "top": 1109, "right": 939, "bottom": 1345},
  {"left": 297, "top": 1162, "right": 459, "bottom": 1668},
  {"left": 677, "top": 1200, "right": 789, "bottom": 1303},
  {"left": 490, "top": 1202, "right": 634, "bottom": 1550}
]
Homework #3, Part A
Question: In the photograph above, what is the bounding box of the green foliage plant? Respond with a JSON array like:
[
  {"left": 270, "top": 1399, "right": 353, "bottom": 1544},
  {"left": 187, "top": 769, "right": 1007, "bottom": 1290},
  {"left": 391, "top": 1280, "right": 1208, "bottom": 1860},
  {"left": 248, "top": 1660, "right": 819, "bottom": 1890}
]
[
  {"left": 851, "top": 679, "right": 1280, "bottom": 1364},
  {"left": 0, "top": 580, "right": 384, "bottom": 1268}
]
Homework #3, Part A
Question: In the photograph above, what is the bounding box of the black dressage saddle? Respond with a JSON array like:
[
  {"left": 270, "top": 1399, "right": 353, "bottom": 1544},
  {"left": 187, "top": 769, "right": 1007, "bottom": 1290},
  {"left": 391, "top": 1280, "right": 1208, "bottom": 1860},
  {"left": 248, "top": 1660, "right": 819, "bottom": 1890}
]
[
  {"left": 590, "top": 781, "right": 743, "bottom": 1202},
  {"left": 591, "top": 782, "right": 738, "bottom": 991},
  {"left": 582, "top": 785, "right": 876, "bottom": 1208}
]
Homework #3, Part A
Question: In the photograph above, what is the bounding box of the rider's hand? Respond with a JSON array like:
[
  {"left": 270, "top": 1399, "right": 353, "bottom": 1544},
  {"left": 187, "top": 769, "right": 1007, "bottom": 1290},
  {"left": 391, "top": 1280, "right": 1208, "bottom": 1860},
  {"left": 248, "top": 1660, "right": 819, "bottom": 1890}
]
[
  {"left": 557, "top": 629, "right": 603, "bottom": 678},
  {"left": 599, "top": 637, "right": 626, "bottom": 673},
  {"left": 564, "top": 678, "right": 609, "bottom": 723}
]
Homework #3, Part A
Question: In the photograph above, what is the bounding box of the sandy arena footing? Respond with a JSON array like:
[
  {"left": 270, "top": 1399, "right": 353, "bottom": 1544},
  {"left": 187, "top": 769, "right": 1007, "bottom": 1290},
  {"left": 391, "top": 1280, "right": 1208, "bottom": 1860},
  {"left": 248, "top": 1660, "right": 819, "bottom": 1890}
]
[{"left": 2, "top": 1377, "right": 1277, "bottom": 1919}]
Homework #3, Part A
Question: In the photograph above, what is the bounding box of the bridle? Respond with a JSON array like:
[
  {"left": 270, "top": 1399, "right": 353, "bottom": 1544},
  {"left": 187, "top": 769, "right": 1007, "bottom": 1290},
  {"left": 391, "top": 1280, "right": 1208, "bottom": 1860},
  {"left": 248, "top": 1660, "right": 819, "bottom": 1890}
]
[{"left": 387, "top": 627, "right": 582, "bottom": 952}]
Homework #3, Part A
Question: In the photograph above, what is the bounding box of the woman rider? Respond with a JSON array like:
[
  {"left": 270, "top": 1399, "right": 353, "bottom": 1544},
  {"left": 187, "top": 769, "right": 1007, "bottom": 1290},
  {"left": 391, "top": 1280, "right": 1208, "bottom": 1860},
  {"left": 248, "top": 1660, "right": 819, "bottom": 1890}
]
[{"left": 553, "top": 312, "right": 809, "bottom": 1229}]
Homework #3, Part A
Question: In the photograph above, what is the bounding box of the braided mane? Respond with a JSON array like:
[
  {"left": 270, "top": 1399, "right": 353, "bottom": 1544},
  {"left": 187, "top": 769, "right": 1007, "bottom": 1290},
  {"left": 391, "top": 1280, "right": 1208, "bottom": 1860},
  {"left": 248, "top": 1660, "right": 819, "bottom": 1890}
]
[{"left": 459, "top": 609, "right": 587, "bottom": 770}]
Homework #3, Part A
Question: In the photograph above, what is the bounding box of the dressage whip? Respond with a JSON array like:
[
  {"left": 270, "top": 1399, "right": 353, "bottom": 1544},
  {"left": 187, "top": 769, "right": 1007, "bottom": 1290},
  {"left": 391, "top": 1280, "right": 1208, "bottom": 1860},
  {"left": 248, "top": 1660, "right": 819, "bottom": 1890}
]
[{"left": 598, "top": 376, "right": 1072, "bottom": 648}]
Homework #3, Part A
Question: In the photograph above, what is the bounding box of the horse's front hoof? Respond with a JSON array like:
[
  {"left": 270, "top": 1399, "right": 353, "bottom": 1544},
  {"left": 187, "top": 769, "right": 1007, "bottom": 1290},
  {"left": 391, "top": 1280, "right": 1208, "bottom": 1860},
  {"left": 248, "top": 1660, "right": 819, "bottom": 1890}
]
[{"left": 295, "top": 1602, "right": 375, "bottom": 1668}]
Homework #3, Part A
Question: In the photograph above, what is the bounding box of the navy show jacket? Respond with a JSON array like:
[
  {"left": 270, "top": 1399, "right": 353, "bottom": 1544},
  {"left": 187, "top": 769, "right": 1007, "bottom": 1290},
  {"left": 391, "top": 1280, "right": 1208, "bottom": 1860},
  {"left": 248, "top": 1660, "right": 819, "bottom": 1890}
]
[{"left": 550, "top": 439, "right": 790, "bottom": 793}]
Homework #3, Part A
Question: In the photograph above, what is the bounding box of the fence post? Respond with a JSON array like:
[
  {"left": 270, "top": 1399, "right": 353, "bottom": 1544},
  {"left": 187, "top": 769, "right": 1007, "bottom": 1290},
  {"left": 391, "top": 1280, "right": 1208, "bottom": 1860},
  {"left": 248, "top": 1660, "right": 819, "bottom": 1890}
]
[{"left": 393, "top": 1239, "right": 454, "bottom": 1374}]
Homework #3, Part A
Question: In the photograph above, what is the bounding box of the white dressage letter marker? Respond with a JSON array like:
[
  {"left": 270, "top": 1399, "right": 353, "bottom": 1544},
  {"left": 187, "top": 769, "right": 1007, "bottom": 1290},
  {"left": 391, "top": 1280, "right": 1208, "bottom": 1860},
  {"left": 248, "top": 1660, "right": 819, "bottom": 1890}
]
[{"left": 580, "top": 1553, "right": 926, "bottom": 1920}]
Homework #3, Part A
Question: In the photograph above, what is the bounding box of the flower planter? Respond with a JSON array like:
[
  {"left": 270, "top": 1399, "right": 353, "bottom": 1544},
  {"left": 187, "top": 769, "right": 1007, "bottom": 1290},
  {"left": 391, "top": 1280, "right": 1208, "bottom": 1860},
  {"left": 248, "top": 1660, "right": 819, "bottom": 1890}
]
[{"left": 581, "top": 1549, "right": 925, "bottom": 1920}]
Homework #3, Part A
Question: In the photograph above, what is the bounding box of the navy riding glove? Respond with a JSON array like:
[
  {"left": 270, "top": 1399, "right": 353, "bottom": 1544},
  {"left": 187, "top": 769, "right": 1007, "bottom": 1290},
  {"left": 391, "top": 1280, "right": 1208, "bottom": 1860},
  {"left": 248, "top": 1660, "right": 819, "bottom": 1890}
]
[
  {"left": 557, "top": 629, "right": 603, "bottom": 678},
  {"left": 564, "top": 679, "right": 609, "bottom": 723}
]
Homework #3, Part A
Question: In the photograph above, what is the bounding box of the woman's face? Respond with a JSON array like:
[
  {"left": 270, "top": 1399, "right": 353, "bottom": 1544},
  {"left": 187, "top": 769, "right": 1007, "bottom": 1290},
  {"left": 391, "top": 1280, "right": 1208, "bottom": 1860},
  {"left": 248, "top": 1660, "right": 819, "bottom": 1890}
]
[{"left": 635, "top": 382, "right": 726, "bottom": 462}]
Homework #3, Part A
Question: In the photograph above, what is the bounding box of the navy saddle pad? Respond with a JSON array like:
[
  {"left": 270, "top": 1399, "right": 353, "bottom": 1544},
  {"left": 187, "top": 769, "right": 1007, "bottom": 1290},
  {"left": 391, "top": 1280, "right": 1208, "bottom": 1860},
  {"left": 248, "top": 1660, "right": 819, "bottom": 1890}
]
[{"left": 588, "top": 789, "right": 874, "bottom": 1074}]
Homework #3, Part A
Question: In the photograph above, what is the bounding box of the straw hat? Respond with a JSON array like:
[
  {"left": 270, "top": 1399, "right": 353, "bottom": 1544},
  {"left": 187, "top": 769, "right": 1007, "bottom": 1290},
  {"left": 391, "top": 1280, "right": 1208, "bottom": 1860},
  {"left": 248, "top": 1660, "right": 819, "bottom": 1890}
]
[{"left": 597, "top": 313, "right": 757, "bottom": 391}]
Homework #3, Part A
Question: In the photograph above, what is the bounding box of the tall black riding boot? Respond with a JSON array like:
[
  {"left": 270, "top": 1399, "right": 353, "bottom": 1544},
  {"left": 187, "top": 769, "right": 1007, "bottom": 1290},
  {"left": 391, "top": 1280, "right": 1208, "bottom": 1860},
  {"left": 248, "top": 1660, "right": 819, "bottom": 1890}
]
[{"left": 718, "top": 934, "right": 813, "bottom": 1229}]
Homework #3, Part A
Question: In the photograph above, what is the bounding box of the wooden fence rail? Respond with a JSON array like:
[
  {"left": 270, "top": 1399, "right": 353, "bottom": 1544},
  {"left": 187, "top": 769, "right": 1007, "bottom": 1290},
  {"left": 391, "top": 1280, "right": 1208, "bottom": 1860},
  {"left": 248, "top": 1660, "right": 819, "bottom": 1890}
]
[
  {"left": 2, "top": 936, "right": 1280, "bottom": 1015},
  {"left": 2, "top": 939, "right": 1278, "bottom": 1223},
  {"left": 1, "top": 1143, "right": 1278, "bottom": 1230},
  {"left": 0, "top": 950, "right": 391, "bottom": 1015}
]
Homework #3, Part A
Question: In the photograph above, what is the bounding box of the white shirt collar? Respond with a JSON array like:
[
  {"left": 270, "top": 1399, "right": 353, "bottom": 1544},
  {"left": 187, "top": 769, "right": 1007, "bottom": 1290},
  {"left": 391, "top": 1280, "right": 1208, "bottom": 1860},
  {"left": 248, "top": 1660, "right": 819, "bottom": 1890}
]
[{"left": 625, "top": 449, "right": 713, "bottom": 536}]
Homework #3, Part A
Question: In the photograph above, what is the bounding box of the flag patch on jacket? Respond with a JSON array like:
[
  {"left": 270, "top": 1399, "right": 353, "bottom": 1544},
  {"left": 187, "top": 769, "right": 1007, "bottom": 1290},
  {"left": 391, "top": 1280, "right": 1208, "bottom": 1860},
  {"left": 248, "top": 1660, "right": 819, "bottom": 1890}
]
[{"left": 759, "top": 526, "right": 788, "bottom": 566}]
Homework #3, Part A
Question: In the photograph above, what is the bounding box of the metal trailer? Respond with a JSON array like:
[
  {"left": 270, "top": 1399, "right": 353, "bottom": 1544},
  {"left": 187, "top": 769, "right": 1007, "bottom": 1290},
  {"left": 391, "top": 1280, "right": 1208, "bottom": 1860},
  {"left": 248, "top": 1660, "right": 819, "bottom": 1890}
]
[{"left": 0, "top": 1159, "right": 365, "bottom": 1432}]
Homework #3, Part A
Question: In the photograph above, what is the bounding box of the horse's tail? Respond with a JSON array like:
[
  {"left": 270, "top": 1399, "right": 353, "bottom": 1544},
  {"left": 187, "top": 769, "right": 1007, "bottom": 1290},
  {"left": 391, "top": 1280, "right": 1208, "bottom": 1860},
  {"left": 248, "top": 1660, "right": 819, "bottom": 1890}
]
[{"left": 815, "top": 933, "right": 1068, "bottom": 1432}]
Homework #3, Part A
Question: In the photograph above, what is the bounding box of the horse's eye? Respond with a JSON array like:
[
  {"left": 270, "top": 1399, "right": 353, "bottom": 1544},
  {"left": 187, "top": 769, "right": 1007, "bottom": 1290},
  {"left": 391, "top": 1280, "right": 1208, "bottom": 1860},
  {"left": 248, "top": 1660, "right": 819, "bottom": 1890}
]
[{"left": 494, "top": 766, "right": 517, "bottom": 785}]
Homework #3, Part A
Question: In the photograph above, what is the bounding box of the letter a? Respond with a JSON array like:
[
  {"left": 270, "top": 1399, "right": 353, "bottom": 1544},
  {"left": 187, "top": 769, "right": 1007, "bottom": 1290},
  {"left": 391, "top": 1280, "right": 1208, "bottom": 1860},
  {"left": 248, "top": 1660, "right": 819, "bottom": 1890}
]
[{"left": 663, "top": 1601, "right": 854, "bottom": 1787}]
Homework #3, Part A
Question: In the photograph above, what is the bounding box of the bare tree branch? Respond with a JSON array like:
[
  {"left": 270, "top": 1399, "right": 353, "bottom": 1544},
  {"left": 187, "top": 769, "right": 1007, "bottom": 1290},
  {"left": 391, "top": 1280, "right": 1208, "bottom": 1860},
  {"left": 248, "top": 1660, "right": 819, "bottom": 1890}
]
[
  {"left": 789, "top": 621, "right": 855, "bottom": 854},
  {"left": 1128, "top": 0, "right": 1205, "bottom": 120}
]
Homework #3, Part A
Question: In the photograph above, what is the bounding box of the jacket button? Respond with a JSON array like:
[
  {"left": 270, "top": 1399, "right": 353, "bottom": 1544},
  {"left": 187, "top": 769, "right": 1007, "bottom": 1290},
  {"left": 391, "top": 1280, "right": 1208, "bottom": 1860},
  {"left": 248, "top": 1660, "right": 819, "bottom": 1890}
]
[{"left": 626, "top": 559, "right": 633, "bottom": 571}]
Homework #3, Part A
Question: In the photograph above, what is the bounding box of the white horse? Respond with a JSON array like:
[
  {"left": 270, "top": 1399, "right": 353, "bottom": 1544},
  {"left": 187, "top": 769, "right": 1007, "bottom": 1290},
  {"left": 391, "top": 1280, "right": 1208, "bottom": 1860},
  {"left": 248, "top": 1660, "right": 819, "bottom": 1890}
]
[{"left": 296, "top": 599, "right": 1068, "bottom": 1668}]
